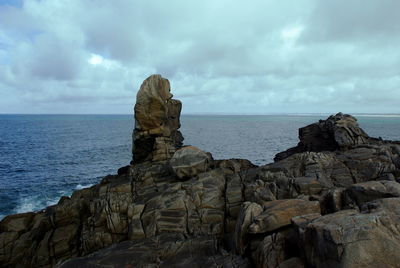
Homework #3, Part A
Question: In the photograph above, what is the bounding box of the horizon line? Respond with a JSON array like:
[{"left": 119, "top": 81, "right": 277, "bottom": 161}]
[{"left": 1, "top": 112, "right": 400, "bottom": 116}]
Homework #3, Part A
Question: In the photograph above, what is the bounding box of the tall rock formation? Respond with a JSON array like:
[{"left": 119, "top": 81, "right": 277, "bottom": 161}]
[
  {"left": 1, "top": 75, "right": 400, "bottom": 268},
  {"left": 132, "top": 74, "right": 183, "bottom": 163}
]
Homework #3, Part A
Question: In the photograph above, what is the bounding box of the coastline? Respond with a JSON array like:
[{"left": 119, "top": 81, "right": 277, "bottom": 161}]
[{"left": 1, "top": 76, "right": 400, "bottom": 267}]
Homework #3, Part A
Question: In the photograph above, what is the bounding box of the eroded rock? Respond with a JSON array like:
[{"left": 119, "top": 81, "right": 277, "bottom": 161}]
[
  {"left": 1, "top": 76, "right": 400, "bottom": 268},
  {"left": 275, "top": 112, "right": 369, "bottom": 161},
  {"left": 132, "top": 74, "right": 183, "bottom": 163},
  {"left": 299, "top": 199, "right": 400, "bottom": 268},
  {"left": 170, "top": 146, "right": 213, "bottom": 179},
  {"left": 248, "top": 199, "right": 320, "bottom": 234}
]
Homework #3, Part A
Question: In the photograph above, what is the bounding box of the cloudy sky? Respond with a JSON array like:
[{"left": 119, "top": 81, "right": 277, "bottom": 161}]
[{"left": 1, "top": 0, "right": 400, "bottom": 114}]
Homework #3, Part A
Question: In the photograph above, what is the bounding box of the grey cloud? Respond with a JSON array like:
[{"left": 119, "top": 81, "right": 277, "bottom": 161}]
[
  {"left": 0, "top": 0, "right": 400, "bottom": 114},
  {"left": 303, "top": 0, "right": 400, "bottom": 42},
  {"left": 25, "top": 34, "right": 84, "bottom": 80}
]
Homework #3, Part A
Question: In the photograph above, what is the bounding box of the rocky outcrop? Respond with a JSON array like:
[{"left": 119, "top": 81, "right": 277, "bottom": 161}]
[
  {"left": 274, "top": 113, "right": 370, "bottom": 161},
  {"left": 1, "top": 75, "right": 400, "bottom": 268},
  {"left": 132, "top": 74, "right": 183, "bottom": 163}
]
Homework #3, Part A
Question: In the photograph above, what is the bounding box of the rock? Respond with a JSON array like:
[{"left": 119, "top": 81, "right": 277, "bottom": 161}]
[
  {"left": 345, "top": 180, "right": 400, "bottom": 207},
  {"left": 170, "top": 146, "right": 213, "bottom": 179},
  {"left": 251, "top": 230, "right": 302, "bottom": 268},
  {"left": 253, "top": 232, "right": 286, "bottom": 268},
  {"left": 132, "top": 74, "right": 183, "bottom": 163},
  {"left": 293, "top": 176, "right": 325, "bottom": 195},
  {"left": 320, "top": 187, "right": 346, "bottom": 214},
  {"left": 58, "top": 234, "right": 251, "bottom": 268},
  {"left": 234, "top": 202, "right": 263, "bottom": 255},
  {"left": 0, "top": 212, "right": 35, "bottom": 233},
  {"left": 267, "top": 151, "right": 355, "bottom": 188},
  {"left": 248, "top": 199, "right": 321, "bottom": 234},
  {"left": 2, "top": 77, "right": 400, "bottom": 268},
  {"left": 279, "top": 257, "right": 305, "bottom": 268},
  {"left": 299, "top": 199, "right": 400, "bottom": 268},
  {"left": 275, "top": 113, "right": 369, "bottom": 161}
]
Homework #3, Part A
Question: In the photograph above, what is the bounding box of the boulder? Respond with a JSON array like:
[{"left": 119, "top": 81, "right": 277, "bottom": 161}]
[
  {"left": 345, "top": 180, "right": 400, "bottom": 207},
  {"left": 170, "top": 146, "right": 213, "bottom": 179},
  {"left": 248, "top": 199, "right": 320, "bottom": 234},
  {"left": 299, "top": 199, "right": 400, "bottom": 268}
]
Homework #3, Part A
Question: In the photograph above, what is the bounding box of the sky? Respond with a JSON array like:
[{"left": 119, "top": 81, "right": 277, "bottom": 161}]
[{"left": 0, "top": 0, "right": 400, "bottom": 114}]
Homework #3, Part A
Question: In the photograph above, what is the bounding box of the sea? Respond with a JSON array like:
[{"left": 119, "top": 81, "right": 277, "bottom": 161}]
[{"left": 1, "top": 114, "right": 400, "bottom": 219}]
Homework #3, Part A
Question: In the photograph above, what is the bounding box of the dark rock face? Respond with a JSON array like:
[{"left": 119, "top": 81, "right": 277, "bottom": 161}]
[
  {"left": 1, "top": 75, "right": 400, "bottom": 268},
  {"left": 274, "top": 113, "right": 369, "bottom": 161}
]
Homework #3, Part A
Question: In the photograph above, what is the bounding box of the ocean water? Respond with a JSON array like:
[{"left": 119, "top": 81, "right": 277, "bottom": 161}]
[{"left": 1, "top": 114, "right": 400, "bottom": 219}]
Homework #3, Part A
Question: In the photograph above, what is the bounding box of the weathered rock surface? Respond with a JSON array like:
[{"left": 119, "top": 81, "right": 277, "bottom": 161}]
[
  {"left": 1, "top": 75, "right": 400, "bottom": 268},
  {"left": 132, "top": 74, "right": 183, "bottom": 163},
  {"left": 248, "top": 199, "right": 320, "bottom": 234},
  {"left": 58, "top": 234, "right": 251, "bottom": 268},
  {"left": 170, "top": 145, "right": 213, "bottom": 179},
  {"left": 298, "top": 198, "right": 400, "bottom": 268},
  {"left": 274, "top": 112, "right": 370, "bottom": 161}
]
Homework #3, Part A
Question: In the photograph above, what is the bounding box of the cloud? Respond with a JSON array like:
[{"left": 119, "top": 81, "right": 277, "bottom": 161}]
[{"left": 0, "top": 0, "right": 399, "bottom": 114}]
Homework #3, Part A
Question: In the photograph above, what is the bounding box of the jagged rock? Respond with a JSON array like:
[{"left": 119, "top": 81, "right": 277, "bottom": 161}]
[
  {"left": 275, "top": 112, "right": 369, "bottom": 161},
  {"left": 0, "top": 212, "right": 35, "bottom": 233},
  {"left": 320, "top": 187, "right": 346, "bottom": 214},
  {"left": 2, "top": 78, "right": 400, "bottom": 268},
  {"left": 293, "top": 176, "right": 324, "bottom": 195},
  {"left": 234, "top": 202, "right": 263, "bottom": 255},
  {"left": 299, "top": 198, "right": 400, "bottom": 268},
  {"left": 344, "top": 180, "right": 400, "bottom": 207},
  {"left": 132, "top": 74, "right": 183, "bottom": 163},
  {"left": 252, "top": 229, "right": 301, "bottom": 268},
  {"left": 170, "top": 146, "right": 213, "bottom": 179},
  {"left": 248, "top": 199, "right": 320, "bottom": 234},
  {"left": 252, "top": 232, "right": 286, "bottom": 268},
  {"left": 58, "top": 234, "right": 251, "bottom": 268},
  {"left": 267, "top": 151, "right": 355, "bottom": 188}
]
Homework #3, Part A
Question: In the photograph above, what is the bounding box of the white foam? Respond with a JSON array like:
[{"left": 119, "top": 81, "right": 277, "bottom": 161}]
[
  {"left": 14, "top": 196, "right": 60, "bottom": 214},
  {"left": 75, "top": 183, "right": 93, "bottom": 190}
]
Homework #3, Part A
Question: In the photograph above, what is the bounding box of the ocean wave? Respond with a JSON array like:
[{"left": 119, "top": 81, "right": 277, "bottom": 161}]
[
  {"left": 75, "top": 184, "right": 93, "bottom": 190},
  {"left": 14, "top": 195, "right": 60, "bottom": 215}
]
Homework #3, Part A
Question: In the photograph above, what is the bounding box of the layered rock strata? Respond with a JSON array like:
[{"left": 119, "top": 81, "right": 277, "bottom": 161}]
[
  {"left": 132, "top": 74, "right": 183, "bottom": 163},
  {"left": 1, "top": 75, "right": 400, "bottom": 268}
]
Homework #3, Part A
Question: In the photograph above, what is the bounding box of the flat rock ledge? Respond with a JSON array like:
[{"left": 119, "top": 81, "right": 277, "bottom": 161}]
[{"left": 1, "top": 75, "right": 400, "bottom": 268}]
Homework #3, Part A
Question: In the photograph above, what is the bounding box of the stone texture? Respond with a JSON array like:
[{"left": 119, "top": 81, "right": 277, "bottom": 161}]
[
  {"left": 299, "top": 199, "right": 400, "bottom": 268},
  {"left": 275, "top": 112, "right": 369, "bottom": 161},
  {"left": 248, "top": 199, "right": 320, "bottom": 234},
  {"left": 234, "top": 202, "right": 263, "bottom": 255},
  {"left": 58, "top": 234, "right": 251, "bottom": 268},
  {"left": 2, "top": 76, "right": 400, "bottom": 268},
  {"left": 132, "top": 74, "right": 183, "bottom": 163},
  {"left": 170, "top": 145, "right": 213, "bottom": 179},
  {"left": 345, "top": 180, "right": 400, "bottom": 207}
]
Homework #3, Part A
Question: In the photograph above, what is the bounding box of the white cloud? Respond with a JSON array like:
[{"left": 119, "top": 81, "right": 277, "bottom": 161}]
[
  {"left": 0, "top": 0, "right": 399, "bottom": 114},
  {"left": 88, "top": 54, "right": 103, "bottom": 66}
]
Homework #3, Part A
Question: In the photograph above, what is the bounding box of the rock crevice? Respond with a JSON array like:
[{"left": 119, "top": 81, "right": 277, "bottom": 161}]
[{"left": 1, "top": 75, "right": 400, "bottom": 268}]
